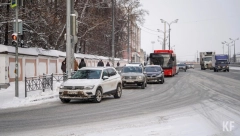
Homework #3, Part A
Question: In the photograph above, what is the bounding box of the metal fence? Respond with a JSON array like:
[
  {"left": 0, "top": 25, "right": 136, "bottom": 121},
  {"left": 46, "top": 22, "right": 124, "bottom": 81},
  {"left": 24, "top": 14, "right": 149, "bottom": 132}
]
[{"left": 25, "top": 73, "right": 67, "bottom": 97}]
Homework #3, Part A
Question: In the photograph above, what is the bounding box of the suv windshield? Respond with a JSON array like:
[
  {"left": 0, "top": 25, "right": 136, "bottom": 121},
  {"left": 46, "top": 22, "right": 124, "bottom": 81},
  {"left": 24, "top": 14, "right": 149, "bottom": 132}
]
[
  {"left": 71, "top": 70, "right": 101, "bottom": 79},
  {"left": 145, "top": 67, "right": 161, "bottom": 72},
  {"left": 122, "top": 66, "right": 142, "bottom": 73}
]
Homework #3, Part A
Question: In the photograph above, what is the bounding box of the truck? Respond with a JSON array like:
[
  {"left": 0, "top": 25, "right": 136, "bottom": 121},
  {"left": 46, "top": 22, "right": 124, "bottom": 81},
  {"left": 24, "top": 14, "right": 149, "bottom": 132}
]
[
  {"left": 200, "top": 52, "right": 215, "bottom": 70},
  {"left": 212, "top": 54, "right": 229, "bottom": 72}
]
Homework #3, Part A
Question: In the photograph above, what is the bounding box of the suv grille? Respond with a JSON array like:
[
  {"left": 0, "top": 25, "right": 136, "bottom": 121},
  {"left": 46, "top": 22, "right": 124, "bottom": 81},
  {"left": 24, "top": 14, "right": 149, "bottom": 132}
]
[
  {"left": 64, "top": 86, "right": 84, "bottom": 90},
  {"left": 125, "top": 76, "right": 137, "bottom": 79}
]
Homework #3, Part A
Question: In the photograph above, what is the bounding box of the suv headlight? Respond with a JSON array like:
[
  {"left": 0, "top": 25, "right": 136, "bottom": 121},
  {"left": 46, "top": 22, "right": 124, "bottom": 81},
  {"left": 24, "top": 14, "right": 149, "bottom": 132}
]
[
  {"left": 84, "top": 85, "right": 95, "bottom": 90},
  {"left": 137, "top": 76, "right": 143, "bottom": 79}
]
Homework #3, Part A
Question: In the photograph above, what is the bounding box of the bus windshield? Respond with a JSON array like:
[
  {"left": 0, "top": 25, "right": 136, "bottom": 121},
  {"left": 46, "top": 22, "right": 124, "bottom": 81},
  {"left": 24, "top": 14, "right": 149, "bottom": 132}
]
[{"left": 150, "top": 53, "right": 172, "bottom": 68}]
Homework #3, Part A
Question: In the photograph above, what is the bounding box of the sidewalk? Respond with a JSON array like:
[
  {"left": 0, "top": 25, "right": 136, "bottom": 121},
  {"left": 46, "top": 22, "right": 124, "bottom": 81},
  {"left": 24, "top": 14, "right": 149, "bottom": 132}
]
[{"left": 0, "top": 81, "right": 62, "bottom": 109}]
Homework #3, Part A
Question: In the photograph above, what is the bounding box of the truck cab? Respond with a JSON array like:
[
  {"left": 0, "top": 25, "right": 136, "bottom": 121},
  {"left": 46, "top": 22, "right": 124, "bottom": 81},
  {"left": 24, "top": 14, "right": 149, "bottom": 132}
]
[
  {"left": 212, "top": 54, "right": 229, "bottom": 72},
  {"left": 200, "top": 52, "right": 215, "bottom": 70}
]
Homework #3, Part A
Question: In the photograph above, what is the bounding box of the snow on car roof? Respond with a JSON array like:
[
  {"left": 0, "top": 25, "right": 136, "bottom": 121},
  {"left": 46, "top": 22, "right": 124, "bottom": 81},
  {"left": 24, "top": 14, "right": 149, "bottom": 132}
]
[
  {"left": 79, "top": 67, "right": 113, "bottom": 70},
  {"left": 145, "top": 65, "right": 160, "bottom": 67}
]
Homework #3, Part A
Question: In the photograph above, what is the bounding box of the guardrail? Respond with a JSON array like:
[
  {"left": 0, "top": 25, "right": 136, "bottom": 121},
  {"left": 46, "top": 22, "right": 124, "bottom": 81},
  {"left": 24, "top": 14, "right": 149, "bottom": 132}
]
[
  {"left": 229, "top": 63, "right": 240, "bottom": 67},
  {"left": 24, "top": 73, "right": 67, "bottom": 97}
]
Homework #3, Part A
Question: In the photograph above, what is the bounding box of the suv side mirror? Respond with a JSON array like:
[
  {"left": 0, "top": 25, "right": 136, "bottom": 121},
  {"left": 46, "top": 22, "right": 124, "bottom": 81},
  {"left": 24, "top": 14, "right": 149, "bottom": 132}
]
[{"left": 103, "top": 76, "right": 109, "bottom": 80}]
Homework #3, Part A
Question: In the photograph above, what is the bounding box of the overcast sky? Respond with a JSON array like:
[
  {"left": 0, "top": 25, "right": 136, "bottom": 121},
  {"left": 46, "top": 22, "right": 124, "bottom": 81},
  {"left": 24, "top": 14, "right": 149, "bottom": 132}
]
[{"left": 139, "top": 0, "right": 240, "bottom": 61}]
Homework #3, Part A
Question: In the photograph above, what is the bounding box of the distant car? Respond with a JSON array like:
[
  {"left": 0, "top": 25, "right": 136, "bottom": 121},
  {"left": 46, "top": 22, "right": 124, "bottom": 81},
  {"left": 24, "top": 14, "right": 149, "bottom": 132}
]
[
  {"left": 144, "top": 65, "right": 164, "bottom": 84},
  {"left": 121, "top": 66, "right": 147, "bottom": 89},
  {"left": 59, "top": 67, "right": 122, "bottom": 103},
  {"left": 188, "top": 64, "right": 194, "bottom": 69},
  {"left": 177, "top": 63, "right": 187, "bottom": 72}
]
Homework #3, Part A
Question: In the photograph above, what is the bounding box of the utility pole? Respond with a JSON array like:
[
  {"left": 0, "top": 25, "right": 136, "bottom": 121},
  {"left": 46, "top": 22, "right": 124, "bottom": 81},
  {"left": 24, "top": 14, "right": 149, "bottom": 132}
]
[
  {"left": 111, "top": 0, "right": 115, "bottom": 66},
  {"left": 71, "top": 0, "right": 75, "bottom": 70},
  {"left": 127, "top": 7, "right": 130, "bottom": 63},
  {"left": 168, "top": 25, "right": 170, "bottom": 50},
  {"left": 14, "top": 0, "right": 19, "bottom": 97},
  {"left": 163, "top": 22, "right": 166, "bottom": 50},
  {"left": 4, "top": 0, "right": 10, "bottom": 45},
  {"left": 229, "top": 38, "right": 239, "bottom": 63},
  {"left": 66, "top": 0, "right": 71, "bottom": 78},
  {"left": 223, "top": 45, "right": 224, "bottom": 54}
]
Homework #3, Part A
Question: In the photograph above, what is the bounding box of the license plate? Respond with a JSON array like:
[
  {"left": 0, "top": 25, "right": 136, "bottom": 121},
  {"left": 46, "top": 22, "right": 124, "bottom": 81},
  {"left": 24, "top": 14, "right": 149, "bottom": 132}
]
[
  {"left": 68, "top": 91, "right": 78, "bottom": 94},
  {"left": 127, "top": 80, "right": 134, "bottom": 83}
]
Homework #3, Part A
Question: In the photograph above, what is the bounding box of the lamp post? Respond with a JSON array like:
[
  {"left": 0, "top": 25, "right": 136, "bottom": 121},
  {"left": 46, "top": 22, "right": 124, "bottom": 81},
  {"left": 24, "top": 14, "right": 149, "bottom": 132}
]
[
  {"left": 221, "top": 41, "right": 226, "bottom": 54},
  {"left": 229, "top": 38, "right": 239, "bottom": 63},
  {"left": 225, "top": 42, "right": 233, "bottom": 62},
  {"left": 160, "top": 19, "right": 178, "bottom": 50},
  {"left": 157, "top": 29, "right": 165, "bottom": 49}
]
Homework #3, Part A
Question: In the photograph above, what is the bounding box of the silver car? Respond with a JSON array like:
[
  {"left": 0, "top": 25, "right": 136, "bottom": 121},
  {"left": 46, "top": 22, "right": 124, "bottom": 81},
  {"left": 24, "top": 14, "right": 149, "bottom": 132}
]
[{"left": 121, "top": 66, "right": 147, "bottom": 89}]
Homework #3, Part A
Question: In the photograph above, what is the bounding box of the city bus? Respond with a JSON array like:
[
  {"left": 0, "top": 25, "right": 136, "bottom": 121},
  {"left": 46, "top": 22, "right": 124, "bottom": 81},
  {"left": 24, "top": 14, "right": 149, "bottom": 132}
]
[{"left": 148, "top": 50, "right": 176, "bottom": 77}]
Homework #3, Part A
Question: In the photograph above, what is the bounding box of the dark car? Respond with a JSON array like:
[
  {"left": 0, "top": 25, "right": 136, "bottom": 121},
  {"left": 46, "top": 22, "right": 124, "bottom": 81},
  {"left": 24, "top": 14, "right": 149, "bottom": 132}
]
[
  {"left": 177, "top": 63, "right": 187, "bottom": 72},
  {"left": 144, "top": 65, "right": 164, "bottom": 84}
]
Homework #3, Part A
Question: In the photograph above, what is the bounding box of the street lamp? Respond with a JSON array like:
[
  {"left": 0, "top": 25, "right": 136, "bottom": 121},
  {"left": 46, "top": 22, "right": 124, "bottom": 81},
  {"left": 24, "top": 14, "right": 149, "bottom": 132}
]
[
  {"left": 157, "top": 29, "right": 166, "bottom": 49},
  {"left": 224, "top": 41, "right": 233, "bottom": 62},
  {"left": 229, "top": 38, "right": 239, "bottom": 63},
  {"left": 160, "top": 19, "right": 178, "bottom": 50},
  {"left": 221, "top": 41, "right": 226, "bottom": 54}
]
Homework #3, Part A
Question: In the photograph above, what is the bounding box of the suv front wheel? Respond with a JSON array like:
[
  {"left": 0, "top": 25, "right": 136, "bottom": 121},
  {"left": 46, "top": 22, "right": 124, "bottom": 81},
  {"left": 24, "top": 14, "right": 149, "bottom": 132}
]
[
  {"left": 114, "top": 84, "right": 122, "bottom": 98},
  {"left": 93, "top": 89, "right": 102, "bottom": 103}
]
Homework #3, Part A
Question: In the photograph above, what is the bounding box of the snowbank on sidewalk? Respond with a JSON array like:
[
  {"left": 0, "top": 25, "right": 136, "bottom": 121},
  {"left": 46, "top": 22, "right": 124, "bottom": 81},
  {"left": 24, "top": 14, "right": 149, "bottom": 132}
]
[{"left": 0, "top": 81, "right": 62, "bottom": 109}]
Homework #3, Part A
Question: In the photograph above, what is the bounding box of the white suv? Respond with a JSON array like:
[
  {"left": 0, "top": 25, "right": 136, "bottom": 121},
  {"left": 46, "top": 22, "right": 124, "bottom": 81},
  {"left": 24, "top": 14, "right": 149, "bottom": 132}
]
[{"left": 59, "top": 67, "right": 122, "bottom": 103}]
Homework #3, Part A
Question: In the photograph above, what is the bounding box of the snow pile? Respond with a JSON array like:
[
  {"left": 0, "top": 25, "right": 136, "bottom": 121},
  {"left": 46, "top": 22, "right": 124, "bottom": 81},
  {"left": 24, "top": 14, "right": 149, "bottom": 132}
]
[{"left": 0, "top": 81, "right": 62, "bottom": 109}]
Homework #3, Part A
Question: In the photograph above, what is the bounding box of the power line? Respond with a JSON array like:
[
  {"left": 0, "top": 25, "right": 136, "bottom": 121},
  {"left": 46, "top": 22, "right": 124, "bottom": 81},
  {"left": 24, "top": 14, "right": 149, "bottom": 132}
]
[
  {"left": 140, "top": 28, "right": 159, "bottom": 36},
  {"left": 139, "top": 25, "right": 158, "bottom": 32},
  {"left": 143, "top": 15, "right": 240, "bottom": 26}
]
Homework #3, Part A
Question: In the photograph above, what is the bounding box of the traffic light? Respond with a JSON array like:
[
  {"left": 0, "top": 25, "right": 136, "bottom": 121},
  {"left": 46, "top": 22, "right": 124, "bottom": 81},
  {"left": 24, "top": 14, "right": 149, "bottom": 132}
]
[
  {"left": 10, "top": 0, "right": 17, "bottom": 8},
  {"left": 12, "top": 33, "right": 18, "bottom": 46}
]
